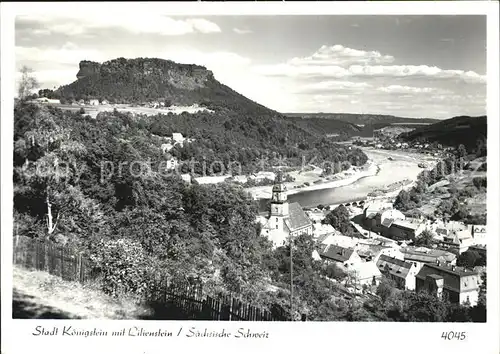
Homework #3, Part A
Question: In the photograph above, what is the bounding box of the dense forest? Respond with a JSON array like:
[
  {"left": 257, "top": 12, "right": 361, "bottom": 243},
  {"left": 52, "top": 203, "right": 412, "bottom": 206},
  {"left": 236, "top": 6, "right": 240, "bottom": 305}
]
[
  {"left": 398, "top": 115, "right": 487, "bottom": 151},
  {"left": 393, "top": 144, "right": 487, "bottom": 224},
  {"left": 285, "top": 112, "right": 439, "bottom": 126},
  {"left": 12, "top": 101, "right": 366, "bottom": 318}
]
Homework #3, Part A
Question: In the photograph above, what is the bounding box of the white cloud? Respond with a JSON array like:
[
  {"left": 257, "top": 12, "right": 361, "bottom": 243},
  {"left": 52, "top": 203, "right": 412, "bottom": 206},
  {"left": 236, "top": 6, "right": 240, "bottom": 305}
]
[
  {"left": 255, "top": 44, "right": 486, "bottom": 86},
  {"left": 288, "top": 44, "right": 395, "bottom": 67},
  {"left": 377, "top": 85, "right": 443, "bottom": 94},
  {"left": 296, "top": 80, "right": 371, "bottom": 94},
  {"left": 233, "top": 28, "right": 252, "bottom": 35},
  {"left": 17, "top": 13, "right": 221, "bottom": 36},
  {"left": 16, "top": 43, "right": 107, "bottom": 66},
  {"left": 14, "top": 38, "right": 486, "bottom": 118}
]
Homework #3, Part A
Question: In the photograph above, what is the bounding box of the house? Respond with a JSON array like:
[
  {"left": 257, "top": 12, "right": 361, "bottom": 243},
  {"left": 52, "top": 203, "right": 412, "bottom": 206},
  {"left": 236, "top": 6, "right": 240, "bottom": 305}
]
[
  {"left": 319, "top": 244, "right": 362, "bottom": 268},
  {"left": 89, "top": 99, "right": 99, "bottom": 106},
  {"left": 180, "top": 174, "right": 191, "bottom": 184},
  {"left": 320, "top": 233, "right": 358, "bottom": 248},
  {"left": 468, "top": 225, "right": 486, "bottom": 246},
  {"left": 312, "top": 223, "right": 336, "bottom": 239},
  {"left": 232, "top": 175, "right": 248, "bottom": 184},
  {"left": 251, "top": 171, "right": 276, "bottom": 182},
  {"left": 101, "top": 99, "right": 109, "bottom": 105},
  {"left": 161, "top": 143, "right": 174, "bottom": 153},
  {"left": 400, "top": 246, "right": 457, "bottom": 271},
  {"left": 260, "top": 172, "right": 313, "bottom": 247},
  {"left": 416, "top": 263, "right": 480, "bottom": 306},
  {"left": 346, "top": 261, "right": 382, "bottom": 287},
  {"left": 428, "top": 219, "right": 466, "bottom": 241},
  {"left": 77, "top": 99, "right": 85, "bottom": 106},
  {"left": 377, "top": 255, "right": 419, "bottom": 290},
  {"left": 172, "top": 133, "right": 184, "bottom": 143},
  {"left": 34, "top": 98, "right": 61, "bottom": 104},
  {"left": 377, "top": 209, "right": 406, "bottom": 235},
  {"left": 164, "top": 156, "right": 178, "bottom": 171},
  {"left": 356, "top": 243, "right": 404, "bottom": 263},
  {"left": 441, "top": 229, "right": 474, "bottom": 254},
  {"left": 387, "top": 219, "right": 426, "bottom": 241},
  {"left": 363, "top": 202, "right": 393, "bottom": 230},
  {"left": 306, "top": 210, "right": 326, "bottom": 223}
]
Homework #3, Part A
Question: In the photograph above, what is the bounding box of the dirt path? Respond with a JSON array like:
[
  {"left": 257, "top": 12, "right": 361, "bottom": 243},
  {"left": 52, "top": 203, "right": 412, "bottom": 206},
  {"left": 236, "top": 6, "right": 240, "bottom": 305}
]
[
  {"left": 11, "top": 266, "right": 150, "bottom": 320},
  {"left": 12, "top": 289, "right": 81, "bottom": 319}
]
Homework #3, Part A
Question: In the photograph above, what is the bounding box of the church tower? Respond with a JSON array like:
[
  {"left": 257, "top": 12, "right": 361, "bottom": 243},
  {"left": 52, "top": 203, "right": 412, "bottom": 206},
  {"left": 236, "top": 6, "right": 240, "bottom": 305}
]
[{"left": 269, "top": 171, "right": 289, "bottom": 232}]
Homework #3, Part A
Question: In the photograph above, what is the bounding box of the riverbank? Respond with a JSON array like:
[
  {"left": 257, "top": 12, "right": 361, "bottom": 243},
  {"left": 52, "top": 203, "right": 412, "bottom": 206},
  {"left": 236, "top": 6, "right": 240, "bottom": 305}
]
[
  {"left": 245, "top": 160, "right": 379, "bottom": 200},
  {"left": 254, "top": 147, "right": 440, "bottom": 209}
]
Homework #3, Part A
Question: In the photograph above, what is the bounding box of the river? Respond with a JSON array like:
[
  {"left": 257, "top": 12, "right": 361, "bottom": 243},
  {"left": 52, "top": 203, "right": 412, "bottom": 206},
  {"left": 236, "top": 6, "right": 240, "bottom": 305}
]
[{"left": 258, "top": 148, "right": 437, "bottom": 211}]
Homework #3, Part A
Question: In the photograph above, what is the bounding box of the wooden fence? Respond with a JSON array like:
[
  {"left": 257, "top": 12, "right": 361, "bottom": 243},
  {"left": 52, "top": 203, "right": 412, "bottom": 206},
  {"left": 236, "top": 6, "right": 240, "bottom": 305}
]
[
  {"left": 146, "top": 281, "right": 288, "bottom": 321},
  {"left": 13, "top": 235, "right": 94, "bottom": 283},
  {"left": 13, "top": 235, "right": 289, "bottom": 321}
]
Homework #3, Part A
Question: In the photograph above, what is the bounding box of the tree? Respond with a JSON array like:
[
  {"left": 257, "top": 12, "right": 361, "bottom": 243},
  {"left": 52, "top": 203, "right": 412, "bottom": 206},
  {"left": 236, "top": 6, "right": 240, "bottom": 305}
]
[
  {"left": 18, "top": 66, "right": 40, "bottom": 100},
  {"left": 376, "top": 277, "right": 397, "bottom": 303},
  {"left": 414, "top": 229, "right": 435, "bottom": 247},
  {"left": 14, "top": 105, "right": 86, "bottom": 238},
  {"left": 323, "top": 205, "right": 351, "bottom": 234},
  {"left": 457, "top": 250, "right": 481, "bottom": 268},
  {"left": 394, "top": 190, "right": 413, "bottom": 211},
  {"left": 457, "top": 144, "right": 467, "bottom": 159},
  {"left": 323, "top": 263, "right": 347, "bottom": 281},
  {"left": 478, "top": 272, "right": 486, "bottom": 306}
]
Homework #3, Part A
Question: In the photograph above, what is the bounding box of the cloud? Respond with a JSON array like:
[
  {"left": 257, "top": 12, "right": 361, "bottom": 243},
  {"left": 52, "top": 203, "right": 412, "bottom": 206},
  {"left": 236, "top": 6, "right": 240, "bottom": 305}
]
[
  {"left": 296, "top": 80, "right": 371, "bottom": 94},
  {"left": 287, "top": 44, "right": 395, "bottom": 67},
  {"left": 16, "top": 42, "right": 107, "bottom": 66},
  {"left": 16, "top": 13, "right": 221, "bottom": 36},
  {"left": 255, "top": 44, "right": 486, "bottom": 85},
  {"left": 251, "top": 44, "right": 486, "bottom": 117},
  {"left": 376, "top": 85, "right": 446, "bottom": 94},
  {"left": 233, "top": 28, "right": 252, "bottom": 35},
  {"left": 14, "top": 37, "right": 486, "bottom": 118}
]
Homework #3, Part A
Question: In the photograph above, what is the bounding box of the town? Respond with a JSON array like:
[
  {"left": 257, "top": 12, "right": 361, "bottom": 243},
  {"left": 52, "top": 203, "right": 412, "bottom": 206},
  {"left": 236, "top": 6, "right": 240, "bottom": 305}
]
[
  {"left": 10, "top": 14, "right": 489, "bottom": 325},
  {"left": 257, "top": 168, "right": 486, "bottom": 309}
]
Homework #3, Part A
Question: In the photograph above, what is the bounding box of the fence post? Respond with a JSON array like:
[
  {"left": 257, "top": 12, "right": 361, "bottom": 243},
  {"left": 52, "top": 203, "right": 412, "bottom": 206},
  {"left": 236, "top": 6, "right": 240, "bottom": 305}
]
[{"left": 60, "top": 247, "right": 64, "bottom": 279}]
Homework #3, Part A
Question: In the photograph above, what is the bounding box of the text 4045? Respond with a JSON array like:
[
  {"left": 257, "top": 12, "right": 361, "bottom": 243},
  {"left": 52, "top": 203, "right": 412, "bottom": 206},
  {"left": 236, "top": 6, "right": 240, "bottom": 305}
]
[{"left": 442, "top": 332, "right": 466, "bottom": 341}]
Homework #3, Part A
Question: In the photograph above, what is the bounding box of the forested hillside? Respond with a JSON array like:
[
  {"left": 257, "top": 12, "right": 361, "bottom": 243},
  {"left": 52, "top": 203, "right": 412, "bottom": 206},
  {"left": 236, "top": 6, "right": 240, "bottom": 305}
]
[
  {"left": 399, "top": 115, "right": 487, "bottom": 151},
  {"left": 285, "top": 112, "right": 439, "bottom": 126},
  {"left": 12, "top": 102, "right": 368, "bottom": 319}
]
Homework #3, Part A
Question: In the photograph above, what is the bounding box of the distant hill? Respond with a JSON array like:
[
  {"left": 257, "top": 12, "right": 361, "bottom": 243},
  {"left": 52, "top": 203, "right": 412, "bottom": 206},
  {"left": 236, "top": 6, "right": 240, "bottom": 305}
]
[
  {"left": 57, "top": 58, "right": 274, "bottom": 114},
  {"left": 48, "top": 57, "right": 369, "bottom": 174},
  {"left": 284, "top": 112, "right": 439, "bottom": 126},
  {"left": 398, "top": 115, "right": 487, "bottom": 150},
  {"left": 284, "top": 116, "right": 363, "bottom": 139}
]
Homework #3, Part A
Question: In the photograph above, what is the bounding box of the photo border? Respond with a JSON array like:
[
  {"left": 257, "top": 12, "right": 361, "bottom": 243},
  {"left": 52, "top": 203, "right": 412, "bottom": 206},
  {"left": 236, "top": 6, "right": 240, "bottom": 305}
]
[{"left": 1, "top": 2, "right": 499, "bottom": 354}]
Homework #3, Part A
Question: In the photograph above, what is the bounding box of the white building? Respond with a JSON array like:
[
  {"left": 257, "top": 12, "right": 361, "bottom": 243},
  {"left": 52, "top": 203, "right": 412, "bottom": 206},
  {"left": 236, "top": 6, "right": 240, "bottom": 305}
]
[
  {"left": 346, "top": 261, "right": 382, "bottom": 287},
  {"left": 260, "top": 172, "right": 313, "bottom": 248},
  {"left": 377, "top": 255, "right": 419, "bottom": 290},
  {"left": 172, "top": 133, "right": 184, "bottom": 143}
]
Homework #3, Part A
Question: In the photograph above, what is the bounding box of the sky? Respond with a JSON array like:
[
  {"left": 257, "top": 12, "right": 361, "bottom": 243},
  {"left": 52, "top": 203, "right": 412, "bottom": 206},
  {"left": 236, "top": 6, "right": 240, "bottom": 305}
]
[{"left": 15, "top": 14, "right": 487, "bottom": 118}]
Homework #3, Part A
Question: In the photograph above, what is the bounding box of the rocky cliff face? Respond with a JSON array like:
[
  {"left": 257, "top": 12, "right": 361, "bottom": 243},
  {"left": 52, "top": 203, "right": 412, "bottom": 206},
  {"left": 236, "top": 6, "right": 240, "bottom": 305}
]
[
  {"left": 76, "top": 60, "right": 101, "bottom": 80},
  {"left": 55, "top": 57, "right": 277, "bottom": 116},
  {"left": 58, "top": 57, "right": 217, "bottom": 104}
]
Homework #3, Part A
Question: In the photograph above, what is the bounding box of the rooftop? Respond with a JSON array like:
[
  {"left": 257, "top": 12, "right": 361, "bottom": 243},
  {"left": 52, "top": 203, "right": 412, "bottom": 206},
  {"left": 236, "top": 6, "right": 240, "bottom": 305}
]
[
  {"left": 391, "top": 219, "right": 422, "bottom": 231},
  {"left": 284, "top": 202, "right": 312, "bottom": 232},
  {"left": 416, "top": 263, "right": 479, "bottom": 293},
  {"left": 319, "top": 244, "right": 355, "bottom": 263},
  {"left": 377, "top": 255, "right": 414, "bottom": 279},
  {"left": 401, "top": 246, "right": 456, "bottom": 263}
]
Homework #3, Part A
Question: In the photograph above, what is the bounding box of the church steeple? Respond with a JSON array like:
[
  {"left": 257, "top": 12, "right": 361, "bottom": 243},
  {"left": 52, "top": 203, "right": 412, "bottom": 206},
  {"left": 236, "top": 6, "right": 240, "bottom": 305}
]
[
  {"left": 272, "top": 170, "right": 287, "bottom": 203},
  {"left": 270, "top": 170, "right": 289, "bottom": 220}
]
